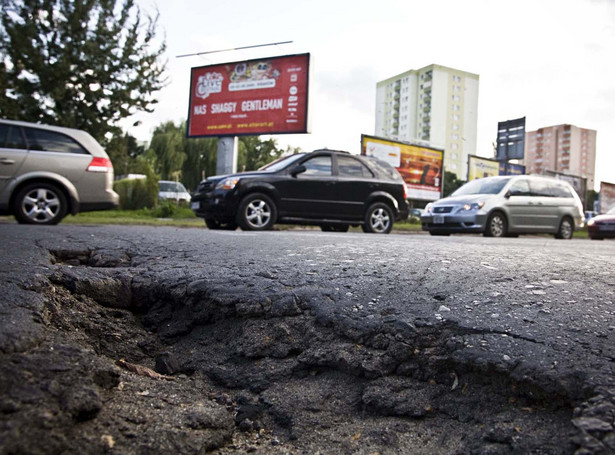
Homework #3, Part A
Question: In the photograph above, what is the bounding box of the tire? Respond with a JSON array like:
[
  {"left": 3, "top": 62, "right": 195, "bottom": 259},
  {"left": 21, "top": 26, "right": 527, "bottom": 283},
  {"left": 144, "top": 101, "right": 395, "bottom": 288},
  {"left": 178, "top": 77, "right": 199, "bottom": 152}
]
[
  {"left": 205, "top": 218, "right": 237, "bottom": 230},
  {"left": 555, "top": 217, "right": 574, "bottom": 239},
  {"left": 363, "top": 203, "right": 393, "bottom": 234},
  {"left": 237, "top": 193, "right": 277, "bottom": 231},
  {"left": 484, "top": 212, "right": 507, "bottom": 237},
  {"left": 321, "top": 224, "right": 349, "bottom": 232},
  {"left": 13, "top": 182, "right": 67, "bottom": 225},
  {"left": 589, "top": 235, "right": 604, "bottom": 241},
  {"left": 429, "top": 231, "right": 450, "bottom": 236}
]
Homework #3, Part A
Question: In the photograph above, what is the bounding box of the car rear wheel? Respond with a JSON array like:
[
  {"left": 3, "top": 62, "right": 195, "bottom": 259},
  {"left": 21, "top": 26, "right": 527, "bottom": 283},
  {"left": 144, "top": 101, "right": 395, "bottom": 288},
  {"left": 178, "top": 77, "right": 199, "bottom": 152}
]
[
  {"left": 14, "top": 182, "right": 67, "bottom": 225},
  {"left": 237, "top": 193, "right": 277, "bottom": 231},
  {"left": 205, "top": 218, "right": 237, "bottom": 230},
  {"left": 484, "top": 212, "right": 507, "bottom": 237},
  {"left": 555, "top": 217, "right": 574, "bottom": 239},
  {"left": 363, "top": 203, "right": 393, "bottom": 234}
]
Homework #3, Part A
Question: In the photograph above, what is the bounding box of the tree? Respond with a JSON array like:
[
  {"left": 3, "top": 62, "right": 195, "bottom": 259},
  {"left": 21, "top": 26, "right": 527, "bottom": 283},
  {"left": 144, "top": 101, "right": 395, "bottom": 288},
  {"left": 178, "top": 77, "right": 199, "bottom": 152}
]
[
  {"left": 443, "top": 171, "right": 465, "bottom": 198},
  {"left": 238, "top": 136, "right": 284, "bottom": 172},
  {"left": 106, "top": 132, "right": 145, "bottom": 176},
  {"left": 148, "top": 121, "right": 186, "bottom": 179},
  {"left": 0, "top": 0, "right": 166, "bottom": 142}
]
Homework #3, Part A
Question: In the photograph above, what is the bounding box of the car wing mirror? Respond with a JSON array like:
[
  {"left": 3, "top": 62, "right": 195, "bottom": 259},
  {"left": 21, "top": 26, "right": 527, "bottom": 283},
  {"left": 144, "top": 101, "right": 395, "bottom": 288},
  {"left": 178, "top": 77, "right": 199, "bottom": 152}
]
[
  {"left": 504, "top": 190, "right": 512, "bottom": 199},
  {"left": 290, "top": 164, "right": 306, "bottom": 177}
]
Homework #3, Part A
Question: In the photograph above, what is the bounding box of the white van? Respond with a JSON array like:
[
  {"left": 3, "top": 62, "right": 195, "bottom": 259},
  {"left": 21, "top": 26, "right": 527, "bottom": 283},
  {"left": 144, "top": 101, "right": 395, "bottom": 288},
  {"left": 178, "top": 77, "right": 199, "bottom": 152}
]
[{"left": 421, "top": 175, "right": 584, "bottom": 239}]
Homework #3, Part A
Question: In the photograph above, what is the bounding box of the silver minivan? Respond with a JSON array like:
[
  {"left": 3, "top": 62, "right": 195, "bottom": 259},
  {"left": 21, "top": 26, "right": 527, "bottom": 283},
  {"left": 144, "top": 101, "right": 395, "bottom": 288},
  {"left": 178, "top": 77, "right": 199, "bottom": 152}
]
[
  {"left": 0, "top": 119, "right": 119, "bottom": 224},
  {"left": 421, "top": 175, "right": 584, "bottom": 239}
]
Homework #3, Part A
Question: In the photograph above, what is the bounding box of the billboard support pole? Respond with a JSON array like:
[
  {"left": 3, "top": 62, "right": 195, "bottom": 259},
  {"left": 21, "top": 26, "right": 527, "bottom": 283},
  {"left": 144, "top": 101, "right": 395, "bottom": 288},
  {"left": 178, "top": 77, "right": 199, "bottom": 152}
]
[{"left": 216, "top": 136, "right": 238, "bottom": 175}]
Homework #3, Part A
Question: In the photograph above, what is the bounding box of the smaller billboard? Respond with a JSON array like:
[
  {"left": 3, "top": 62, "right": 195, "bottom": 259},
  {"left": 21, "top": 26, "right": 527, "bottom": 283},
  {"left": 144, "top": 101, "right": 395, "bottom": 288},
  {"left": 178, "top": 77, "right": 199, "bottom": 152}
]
[
  {"left": 187, "top": 53, "right": 310, "bottom": 137},
  {"left": 499, "top": 162, "right": 526, "bottom": 176},
  {"left": 468, "top": 155, "right": 500, "bottom": 181},
  {"left": 599, "top": 181, "right": 615, "bottom": 213},
  {"left": 496, "top": 117, "right": 526, "bottom": 161},
  {"left": 361, "top": 135, "right": 443, "bottom": 201},
  {"left": 544, "top": 170, "right": 587, "bottom": 204}
]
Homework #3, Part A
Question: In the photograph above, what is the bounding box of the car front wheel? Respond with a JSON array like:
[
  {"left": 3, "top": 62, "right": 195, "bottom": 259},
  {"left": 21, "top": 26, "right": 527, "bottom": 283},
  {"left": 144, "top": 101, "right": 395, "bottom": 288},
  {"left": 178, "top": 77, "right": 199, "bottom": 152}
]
[
  {"left": 14, "top": 182, "right": 67, "bottom": 225},
  {"left": 484, "top": 212, "right": 507, "bottom": 237},
  {"left": 237, "top": 193, "right": 277, "bottom": 231},
  {"left": 363, "top": 203, "right": 393, "bottom": 234}
]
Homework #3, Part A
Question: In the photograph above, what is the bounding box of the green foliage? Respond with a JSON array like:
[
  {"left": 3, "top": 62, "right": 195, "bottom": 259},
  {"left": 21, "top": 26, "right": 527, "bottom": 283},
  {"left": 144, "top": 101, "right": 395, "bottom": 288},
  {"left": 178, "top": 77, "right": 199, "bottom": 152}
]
[
  {"left": 443, "top": 171, "right": 466, "bottom": 198},
  {"left": 182, "top": 134, "right": 217, "bottom": 191},
  {"left": 145, "top": 120, "right": 288, "bottom": 191},
  {"left": 238, "top": 136, "right": 284, "bottom": 171},
  {"left": 148, "top": 121, "right": 186, "bottom": 179},
  {"left": 113, "top": 178, "right": 154, "bottom": 210},
  {"left": 106, "top": 132, "right": 145, "bottom": 176},
  {"left": 0, "top": 0, "right": 166, "bottom": 142}
]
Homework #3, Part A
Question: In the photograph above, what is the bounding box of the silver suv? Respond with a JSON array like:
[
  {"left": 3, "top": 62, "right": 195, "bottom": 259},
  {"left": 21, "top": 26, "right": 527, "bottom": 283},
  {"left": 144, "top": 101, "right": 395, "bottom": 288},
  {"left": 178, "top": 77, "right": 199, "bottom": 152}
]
[
  {"left": 421, "top": 175, "right": 584, "bottom": 239},
  {"left": 0, "top": 119, "right": 119, "bottom": 224}
]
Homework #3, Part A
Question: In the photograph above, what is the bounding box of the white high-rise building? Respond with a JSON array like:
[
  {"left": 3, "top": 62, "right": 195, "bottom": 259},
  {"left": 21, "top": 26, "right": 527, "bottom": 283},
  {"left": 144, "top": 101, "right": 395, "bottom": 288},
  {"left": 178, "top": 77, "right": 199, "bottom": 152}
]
[{"left": 375, "top": 64, "right": 479, "bottom": 180}]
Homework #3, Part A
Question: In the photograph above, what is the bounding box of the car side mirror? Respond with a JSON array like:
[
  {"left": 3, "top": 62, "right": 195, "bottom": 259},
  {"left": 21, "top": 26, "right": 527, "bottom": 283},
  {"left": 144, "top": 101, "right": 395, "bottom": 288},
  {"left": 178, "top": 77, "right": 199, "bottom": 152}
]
[
  {"left": 504, "top": 190, "right": 512, "bottom": 199},
  {"left": 290, "top": 164, "right": 306, "bottom": 177}
]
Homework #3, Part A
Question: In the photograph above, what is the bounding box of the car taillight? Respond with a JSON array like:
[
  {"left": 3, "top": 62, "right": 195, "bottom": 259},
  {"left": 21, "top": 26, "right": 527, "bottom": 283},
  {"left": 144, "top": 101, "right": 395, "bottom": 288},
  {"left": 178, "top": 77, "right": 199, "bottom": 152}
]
[
  {"left": 403, "top": 182, "right": 409, "bottom": 200},
  {"left": 87, "top": 157, "right": 113, "bottom": 173}
]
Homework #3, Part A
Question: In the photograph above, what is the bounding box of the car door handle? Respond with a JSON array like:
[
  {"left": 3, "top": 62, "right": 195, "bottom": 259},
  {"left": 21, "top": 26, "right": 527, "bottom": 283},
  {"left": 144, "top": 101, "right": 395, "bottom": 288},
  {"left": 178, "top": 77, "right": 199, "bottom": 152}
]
[{"left": 0, "top": 158, "right": 16, "bottom": 165}]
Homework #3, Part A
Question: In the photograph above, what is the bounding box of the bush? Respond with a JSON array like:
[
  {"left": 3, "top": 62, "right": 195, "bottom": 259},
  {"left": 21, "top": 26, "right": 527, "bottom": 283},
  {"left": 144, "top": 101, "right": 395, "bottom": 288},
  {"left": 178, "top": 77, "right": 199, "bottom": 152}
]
[{"left": 114, "top": 178, "right": 156, "bottom": 210}]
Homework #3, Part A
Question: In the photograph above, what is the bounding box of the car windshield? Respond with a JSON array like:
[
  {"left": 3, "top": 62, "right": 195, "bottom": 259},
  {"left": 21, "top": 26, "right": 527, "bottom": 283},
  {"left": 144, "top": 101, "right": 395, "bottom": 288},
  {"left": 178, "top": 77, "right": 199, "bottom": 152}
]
[
  {"left": 452, "top": 177, "right": 511, "bottom": 196},
  {"left": 159, "top": 182, "right": 186, "bottom": 192},
  {"left": 607, "top": 207, "right": 615, "bottom": 215},
  {"left": 259, "top": 153, "right": 306, "bottom": 172}
]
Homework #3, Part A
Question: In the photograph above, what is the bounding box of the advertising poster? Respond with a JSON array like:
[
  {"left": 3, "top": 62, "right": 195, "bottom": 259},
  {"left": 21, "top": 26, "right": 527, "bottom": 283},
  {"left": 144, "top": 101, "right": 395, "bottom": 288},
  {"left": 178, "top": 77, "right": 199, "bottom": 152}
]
[
  {"left": 361, "top": 135, "right": 443, "bottom": 201},
  {"left": 600, "top": 182, "right": 615, "bottom": 213},
  {"left": 187, "top": 53, "right": 310, "bottom": 137},
  {"left": 499, "top": 162, "right": 526, "bottom": 176},
  {"left": 545, "top": 170, "right": 587, "bottom": 203},
  {"left": 467, "top": 155, "right": 500, "bottom": 181}
]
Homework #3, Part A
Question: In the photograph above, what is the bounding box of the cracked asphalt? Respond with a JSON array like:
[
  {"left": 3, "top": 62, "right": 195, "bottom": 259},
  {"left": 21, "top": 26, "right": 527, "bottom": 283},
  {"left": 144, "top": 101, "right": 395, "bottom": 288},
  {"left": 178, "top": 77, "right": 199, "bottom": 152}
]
[{"left": 1, "top": 223, "right": 615, "bottom": 454}]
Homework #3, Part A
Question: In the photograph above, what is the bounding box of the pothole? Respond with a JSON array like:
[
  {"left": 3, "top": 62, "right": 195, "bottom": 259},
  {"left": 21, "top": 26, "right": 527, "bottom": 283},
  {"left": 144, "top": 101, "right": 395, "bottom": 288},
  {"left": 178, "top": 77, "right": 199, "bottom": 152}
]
[{"left": 3, "top": 248, "right": 602, "bottom": 454}]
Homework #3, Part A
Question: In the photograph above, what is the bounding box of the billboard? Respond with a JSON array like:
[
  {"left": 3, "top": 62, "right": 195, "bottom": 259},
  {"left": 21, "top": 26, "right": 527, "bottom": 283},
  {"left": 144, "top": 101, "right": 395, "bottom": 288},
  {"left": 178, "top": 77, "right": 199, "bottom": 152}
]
[
  {"left": 187, "top": 53, "right": 310, "bottom": 137},
  {"left": 496, "top": 117, "right": 526, "bottom": 161},
  {"left": 600, "top": 182, "right": 615, "bottom": 213},
  {"left": 361, "top": 135, "right": 443, "bottom": 201},
  {"left": 544, "top": 170, "right": 587, "bottom": 204},
  {"left": 499, "top": 162, "right": 526, "bottom": 176},
  {"left": 468, "top": 155, "right": 500, "bottom": 181}
]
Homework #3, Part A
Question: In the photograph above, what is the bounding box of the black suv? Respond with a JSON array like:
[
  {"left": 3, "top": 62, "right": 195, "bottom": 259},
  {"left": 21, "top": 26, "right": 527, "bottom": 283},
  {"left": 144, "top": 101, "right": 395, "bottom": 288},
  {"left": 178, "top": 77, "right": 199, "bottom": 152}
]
[{"left": 191, "top": 149, "right": 409, "bottom": 233}]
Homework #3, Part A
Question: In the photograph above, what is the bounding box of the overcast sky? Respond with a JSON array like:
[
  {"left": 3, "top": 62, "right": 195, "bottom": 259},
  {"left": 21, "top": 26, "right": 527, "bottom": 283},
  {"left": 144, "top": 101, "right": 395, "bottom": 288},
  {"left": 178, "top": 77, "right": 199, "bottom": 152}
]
[{"left": 130, "top": 0, "right": 615, "bottom": 191}]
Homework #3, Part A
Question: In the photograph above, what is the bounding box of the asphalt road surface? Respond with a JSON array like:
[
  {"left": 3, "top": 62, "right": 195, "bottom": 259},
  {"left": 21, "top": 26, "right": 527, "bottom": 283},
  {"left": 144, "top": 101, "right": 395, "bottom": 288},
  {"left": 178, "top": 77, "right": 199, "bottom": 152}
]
[{"left": 1, "top": 224, "right": 614, "bottom": 454}]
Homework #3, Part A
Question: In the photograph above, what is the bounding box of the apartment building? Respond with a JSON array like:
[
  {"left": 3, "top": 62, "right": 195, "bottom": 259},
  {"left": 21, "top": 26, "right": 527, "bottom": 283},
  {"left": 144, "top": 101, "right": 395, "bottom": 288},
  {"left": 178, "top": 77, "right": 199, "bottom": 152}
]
[
  {"left": 524, "top": 124, "right": 597, "bottom": 190},
  {"left": 375, "top": 64, "right": 479, "bottom": 180}
]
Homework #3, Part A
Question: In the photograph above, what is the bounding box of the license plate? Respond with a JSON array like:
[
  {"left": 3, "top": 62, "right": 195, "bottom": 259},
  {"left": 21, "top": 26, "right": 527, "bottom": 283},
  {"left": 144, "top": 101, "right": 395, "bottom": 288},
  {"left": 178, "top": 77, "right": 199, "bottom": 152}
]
[
  {"left": 190, "top": 202, "right": 199, "bottom": 210},
  {"left": 434, "top": 215, "right": 445, "bottom": 224}
]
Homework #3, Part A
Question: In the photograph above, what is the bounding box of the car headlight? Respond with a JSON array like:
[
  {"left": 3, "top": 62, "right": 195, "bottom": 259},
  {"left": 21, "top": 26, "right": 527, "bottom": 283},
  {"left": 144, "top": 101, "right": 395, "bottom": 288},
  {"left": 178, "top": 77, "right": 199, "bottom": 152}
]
[
  {"left": 587, "top": 218, "right": 595, "bottom": 226},
  {"left": 216, "top": 177, "right": 240, "bottom": 190},
  {"left": 425, "top": 203, "right": 433, "bottom": 214},
  {"left": 461, "top": 202, "right": 484, "bottom": 211}
]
